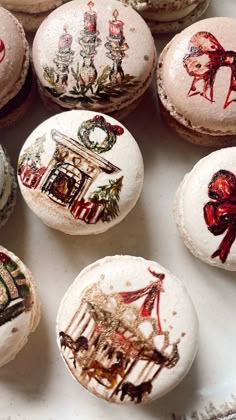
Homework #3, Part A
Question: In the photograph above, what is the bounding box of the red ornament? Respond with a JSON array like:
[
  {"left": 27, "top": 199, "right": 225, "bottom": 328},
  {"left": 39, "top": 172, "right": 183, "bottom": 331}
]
[
  {"left": 0, "top": 39, "right": 5, "bottom": 63},
  {"left": 0, "top": 252, "right": 10, "bottom": 264}
]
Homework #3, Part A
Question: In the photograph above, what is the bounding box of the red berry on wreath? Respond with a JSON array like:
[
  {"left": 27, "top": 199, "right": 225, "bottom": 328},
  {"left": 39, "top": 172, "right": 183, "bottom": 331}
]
[{"left": 113, "top": 125, "right": 124, "bottom": 136}]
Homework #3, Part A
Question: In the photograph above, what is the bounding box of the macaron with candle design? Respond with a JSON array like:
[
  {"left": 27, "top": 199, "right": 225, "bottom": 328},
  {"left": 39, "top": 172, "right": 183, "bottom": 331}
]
[
  {"left": 119, "top": 0, "right": 210, "bottom": 34},
  {"left": 32, "top": 0, "right": 156, "bottom": 119},
  {"left": 157, "top": 17, "right": 236, "bottom": 147},
  {"left": 0, "top": 146, "right": 17, "bottom": 228},
  {"left": 174, "top": 147, "right": 236, "bottom": 270},
  {"left": 0, "top": 7, "right": 34, "bottom": 128},
  {"left": 0, "top": 246, "right": 40, "bottom": 368},
  {"left": 17, "top": 110, "right": 144, "bottom": 235}
]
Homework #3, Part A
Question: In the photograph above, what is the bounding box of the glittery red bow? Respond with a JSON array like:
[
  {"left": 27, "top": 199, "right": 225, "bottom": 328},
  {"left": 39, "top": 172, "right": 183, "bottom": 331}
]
[
  {"left": 183, "top": 32, "right": 236, "bottom": 109},
  {"left": 0, "top": 39, "right": 5, "bottom": 63},
  {"left": 204, "top": 170, "right": 236, "bottom": 263},
  {"left": 119, "top": 268, "right": 165, "bottom": 333}
]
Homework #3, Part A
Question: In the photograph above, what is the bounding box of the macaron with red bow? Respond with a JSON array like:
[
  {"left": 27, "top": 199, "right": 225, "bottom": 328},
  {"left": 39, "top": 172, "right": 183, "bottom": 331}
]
[
  {"left": 120, "top": 0, "right": 210, "bottom": 34},
  {"left": 0, "top": 0, "right": 70, "bottom": 32},
  {"left": 32, "top": 0, "right": 156, "bottom": 119},
  {"left": 0, "top": 7, "right": 34, "bottom": 128},
  {"left": 56, "top": 255, "right": 198, "bottom": 403},
  {"left": 157, "top": 17, "right": 236, "bottom": 147},
  {"left": 174, "top": 147, "right": 236, "bottom": 270}
]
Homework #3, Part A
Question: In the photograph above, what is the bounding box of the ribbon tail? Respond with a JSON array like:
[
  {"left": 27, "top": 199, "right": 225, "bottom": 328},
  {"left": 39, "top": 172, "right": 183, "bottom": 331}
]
[
  {"left": 211, "top": 226, "right": 236, "bottom": 263},
  {"left": 156, "top": 290, "right": 162, "bottom": 334},
  {"left": 224, "top": 68, "right": 236, "bottom": 109},
  {"left": 188, "top": 75, "right": 215, "bottom": 103}
]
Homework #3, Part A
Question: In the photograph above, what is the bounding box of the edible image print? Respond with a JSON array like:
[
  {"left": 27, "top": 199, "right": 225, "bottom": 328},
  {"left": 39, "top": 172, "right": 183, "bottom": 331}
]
[
  {"left": 59, "top": 268, "right": 183, "bottom": 404},
  {"left": 0, "top": 39, "right": 5, "bottom": 63},
  {"left": 183, "top": 32, "right": 236, "bottom": 109},
  {"left": 204, "top": 170, "right": 236, "bottom": 263},
  {"left": 18, "top": 115, "right": 124, "bottom": 225},
  {"left": 43, "top": 1, "right": 140, "bottom": 107},
  {"left": 0, "top": 253, "right": 32, "bottom": 327}
]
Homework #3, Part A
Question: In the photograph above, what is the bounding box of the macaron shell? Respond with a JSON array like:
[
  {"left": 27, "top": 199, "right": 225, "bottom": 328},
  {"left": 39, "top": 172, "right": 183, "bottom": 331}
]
[
  {"left": 0, "top": 0, "right": 65, "bottom": 13},
  {"left": 32, "top": 0, "right": 155, "bottom": 113},
  {"left": 0, "top": 246, "right": 40, "bottom": 368},
  {"left": 0, "top": 7, "right": 29, "bottom": 109},
  {"left": 17, "top": 110, "right": 144, "bottom": 235},
  {"left": 56, "top": 256, "right": 198, "bottom": 403},
  {"left": 161, "top": 17, "right": 236, "bottom": 134},
  {"left": 121, "top": 0, "right": 201, "bottom": 11},
  {"left": 174, "top": 147, "right": 236, "bottom": 270},
  {"left": 0, "top": 146, "right": 17, "bottom": 228}
]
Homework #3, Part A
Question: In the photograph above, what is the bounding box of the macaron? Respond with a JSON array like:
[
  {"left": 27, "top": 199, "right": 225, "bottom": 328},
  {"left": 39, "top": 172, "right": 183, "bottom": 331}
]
[
  {"left": 0, "top": 146, "right": 17, "bottom": 228},
  {"left": 17, "top": 110, "right": 144, "bottom": 235},
  {"left": 0, "top": 7, "right": 34, "bottom": 128},
  {"left": 32, "top": 0, "right": 156, "bottom": 118},
  {"left": 0, "top": 1, "right": 70, "bottom": 32},
  {"left": 120, "top": 0, "right": 210, "bottom": 34},
  {"left": 56, "top": 255, "right": 198, "bottom": 404},
  {"left": 0, "top": 246, "right": 40, "bottom": 368},
  {"left": 174, "top": 147, "right": 236, "bottom": 271},
  {"left": 157, "top": 17, "right": 236, "bottom": 147}
]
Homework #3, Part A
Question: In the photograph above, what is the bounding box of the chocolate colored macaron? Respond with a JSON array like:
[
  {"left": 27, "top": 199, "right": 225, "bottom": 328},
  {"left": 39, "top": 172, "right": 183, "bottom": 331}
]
[
  {"left": 0, "top": 246, "right": 40, "bottom": 368},
  {"left": 120, "top": 0, "right": 210, "bottom": 34},
  {"left": 32, "top": 0, "right": 156, "bottom": 119},
  {"left": 56, "top": 255, "right": 198, "bottom": 404},
  {"left": 17, "top": 110, "right": 144, "bottom": 235},
  {"left": 0, "top": 0, "right": 70, "bottom": 32},
  {"left": 0, "top": 7, "right": 34, "bottom": 128},
  {"left": 0, "top": 146, "right": 16, "bottom": 228},
  {"left": 157, "top": 17, "right": 236, "bottom": 147},
  {"left": 174, "top": 147, "right": 236, "bottom": 271}
]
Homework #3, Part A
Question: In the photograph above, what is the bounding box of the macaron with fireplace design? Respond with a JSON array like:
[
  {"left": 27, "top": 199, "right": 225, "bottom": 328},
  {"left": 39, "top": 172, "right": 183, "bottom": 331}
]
[
  {"left": 174, "top": 147, "right": 236, "bottom": 270},
  {"left": 56, "top": 255, "right": 198, "bottom": 404},
  {"left": 0, "top": 7, "right": 34, "bottom": 128},
  {"left": 119, "top": 0, "right": 210, "bottom": 34},
  {"left": 157, "top": 17, "right": 236, "bottom": 147},
  {"left": 0, "top": 246, "right": 40, "bottom": 368},
  {"left": 0, "top": 1, "right": 70, "bottom": 32},
  {"left": 32, "top": 0, "right": 156, "bottom": 119},
  {"left": 0, "top": 145, "right": 17, "bottom": 228},
  {"left": 17, "top": 110, "right": 144, "bottom": 235}
]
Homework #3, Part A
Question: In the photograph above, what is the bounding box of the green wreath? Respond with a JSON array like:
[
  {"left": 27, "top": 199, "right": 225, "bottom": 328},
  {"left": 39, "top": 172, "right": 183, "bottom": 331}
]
[{"left": 77, "top": 115, "right": 124, "bottom": 154}]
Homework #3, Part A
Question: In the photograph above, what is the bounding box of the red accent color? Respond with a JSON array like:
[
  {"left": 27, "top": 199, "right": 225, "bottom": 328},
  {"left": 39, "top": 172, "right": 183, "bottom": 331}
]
[
  {"left": 204, "top": 170, "right": 236, "bottom": 263},
  {"left": 119, "top": 268, "right": 165, "bottom": 333},
  {"left": 0, "top": 252, "right": 10, "bottom": 263},
  {"left": 0, "top": 39, "right": 5, "bottom": 63},
  {"left": 183, "top": 32, "right": 236, "bottom": 109}
]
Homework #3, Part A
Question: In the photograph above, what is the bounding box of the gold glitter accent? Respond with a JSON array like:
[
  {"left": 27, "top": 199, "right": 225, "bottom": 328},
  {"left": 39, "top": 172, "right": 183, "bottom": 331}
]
[{"left": 0, "top": 265, "right": 18, "bottom": 299}]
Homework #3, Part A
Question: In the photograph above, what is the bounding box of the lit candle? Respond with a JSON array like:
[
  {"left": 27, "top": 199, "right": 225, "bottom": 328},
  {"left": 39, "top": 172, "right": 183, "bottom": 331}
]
[
  {"left": 59, "top": 27, "right": 73, "bottom": 51},
  {"left": 84, "top": 1, "right": 97, "bottom": 34},
  {"left": 109, "top": 9, "right": 124, "bottom": 38}
]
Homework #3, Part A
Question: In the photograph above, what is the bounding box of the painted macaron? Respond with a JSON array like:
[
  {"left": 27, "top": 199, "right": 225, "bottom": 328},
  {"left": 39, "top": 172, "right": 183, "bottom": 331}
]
[
  {"left": 157, "top": 17, "right": 236, "bottom": 147},
  {"left": 0, "top": 7, "right": 34, "bottom": 128},
  {"left": 120, "top": 0, "right": 210, "bottom": 34},
  {"left": 56, "top": 255, "right": 198, "bottom": 404},
  {"left": 0, "top": 0, "right": 70, "bottom": 32},
  {"left": 0, "top": 246, "right": 40, "bottom": 368},
  {"left": 32, "top": 0, "right": 156, "bottom": 118},
  {"left": 0, "top": 146, "right": 17, "bottom": 228},
  {"left": 174, "top": 147, "right": 236, "bottom": 271},
  {"left": 17, "top": 110, "right": 144, "bottom": 235}
]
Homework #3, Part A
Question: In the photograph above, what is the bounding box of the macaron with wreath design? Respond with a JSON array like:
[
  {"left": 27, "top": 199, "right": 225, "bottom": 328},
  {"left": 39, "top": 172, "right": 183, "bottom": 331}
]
[{"left": 17, "top": 110, "right": 144, "bottom": 235}]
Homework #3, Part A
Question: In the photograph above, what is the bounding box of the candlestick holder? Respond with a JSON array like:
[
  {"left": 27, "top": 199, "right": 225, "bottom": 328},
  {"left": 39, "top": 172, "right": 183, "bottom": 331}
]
[{"left": 53, "top": 26, "right": 74, "bottom": 91}]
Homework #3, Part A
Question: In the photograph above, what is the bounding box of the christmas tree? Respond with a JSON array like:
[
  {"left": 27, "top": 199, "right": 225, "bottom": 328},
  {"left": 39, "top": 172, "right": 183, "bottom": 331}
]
[
  {"left": 18, "top": 134, "right": 46, "bottom": 171},
  {"left": 90, "top": 176, "right": 123, "bottom": 222}
]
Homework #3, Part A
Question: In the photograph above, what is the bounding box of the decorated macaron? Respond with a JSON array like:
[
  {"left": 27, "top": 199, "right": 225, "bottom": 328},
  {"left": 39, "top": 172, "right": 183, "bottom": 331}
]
[
  {"left": 0, "top": 7, "right": 33, "bottom": 128},
  {"left": 157, "top": 17, "right": 236, "bottom": 147},
  {"left": 17, "top": 110, "right": 144, "bottom": 235},
  {"left": 174, "top": 147, "right": 236, "bottom": 271},
  {"left": 56, "top": 255, "right": 198, "bottom": 404},
  {"left": 32, "top": 0, "right": 156, "bottom": 118},
  {"left": 120, "top": 0, "right": 210, "bottom": 34},
  {"left": 0, "top": 246, "right": 40, "bottom": 368},
  {"left": 0, "top": 0, "right": 69, "bottom": 32},
  {"left": 0, "top": 146, "right": 17, "bottom": 228}
]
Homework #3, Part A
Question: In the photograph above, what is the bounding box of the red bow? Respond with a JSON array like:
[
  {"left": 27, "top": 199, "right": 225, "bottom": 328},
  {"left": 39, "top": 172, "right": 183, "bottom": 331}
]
[
  {"left": 119, "top": 267, "right": 165, "bottom": 333},
  {"left": 0, "top": 39, "right": 5, "bottom": 63},
  {"left": 183, "top": 32, "right": 236, "bottom": 109},
  {"left": 204, "top": 170, "right": 236, "bottom": 263}
]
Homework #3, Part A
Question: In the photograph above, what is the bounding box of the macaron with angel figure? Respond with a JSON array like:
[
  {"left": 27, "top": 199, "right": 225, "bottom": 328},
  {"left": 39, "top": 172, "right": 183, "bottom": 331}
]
[{"left": 56, "top": 256, "right": 198, "bottom": 404}]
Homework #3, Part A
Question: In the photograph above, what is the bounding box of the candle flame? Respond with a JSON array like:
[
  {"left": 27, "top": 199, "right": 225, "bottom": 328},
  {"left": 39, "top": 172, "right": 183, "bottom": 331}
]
[
  {"left": 113, "top": 9, "right": 119, "bottom": 21},
  {"left": 88, "top": 0, "right": 94, "bottom": 10},
  {"left": 63, "top": 25, "right": 68, "bottom": 34}
]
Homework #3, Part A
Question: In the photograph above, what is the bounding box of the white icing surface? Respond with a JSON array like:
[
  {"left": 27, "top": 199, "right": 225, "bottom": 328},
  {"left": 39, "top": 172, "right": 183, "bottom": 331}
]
[{"left": 56, "top": 256, "right": 198, "bottom": 403}]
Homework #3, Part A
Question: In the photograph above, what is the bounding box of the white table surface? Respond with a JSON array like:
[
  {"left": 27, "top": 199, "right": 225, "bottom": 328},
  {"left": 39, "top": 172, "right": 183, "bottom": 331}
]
[{"left": 1, "top": 1, "right": 236, "bottom": 419}]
